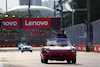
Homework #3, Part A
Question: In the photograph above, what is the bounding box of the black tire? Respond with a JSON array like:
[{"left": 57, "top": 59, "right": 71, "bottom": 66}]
[
  {"left": 30, "top": 50, "right": 32, "bottom": 52},
  {"left": 41, "top": 58, "right": 44, "bottom": 63},
  {"left": 72, "top": 59, "right": 76, "bottom": 64},
  {"left": 18, "top": 48, "right": 20, "bottom": 50},
  {"left": 21, "top": 51, "right": 24, "bottom": 53},
  {"left": 41, "top": 58, "right": 48, "bottom": 63},
  {"left": 67, "top": 59, "right": 71, "bottom": 63},
  {"left": 44, "top": 59, "right": 48, "bottom": 63}
]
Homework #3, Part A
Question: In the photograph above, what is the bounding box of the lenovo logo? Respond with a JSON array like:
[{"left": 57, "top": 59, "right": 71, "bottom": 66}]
[
  {"left": 3, "top": 21, "right": 17, "bottom": 26},
  {"left": 25, "top": 20, "right": 49, "bottom": 26}
]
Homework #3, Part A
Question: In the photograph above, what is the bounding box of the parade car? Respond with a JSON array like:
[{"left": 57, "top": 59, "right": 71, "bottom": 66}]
[
  {"left": 18, "top": 42, "right": 25, "bottom": 50},
  {"left": 40, "top": 38, "right": 76, "bottom": 63},
  {"left": 21, "top": 44, "right": 33, "bottom": 53}
]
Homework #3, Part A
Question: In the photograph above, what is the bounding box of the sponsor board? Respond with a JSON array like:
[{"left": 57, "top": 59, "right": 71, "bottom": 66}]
[
  {"left": 23, "top": 18, "right": 51, "bottom": 29},
  {"left": 2, "top": 18, "right": 20, "bottom": 29}
]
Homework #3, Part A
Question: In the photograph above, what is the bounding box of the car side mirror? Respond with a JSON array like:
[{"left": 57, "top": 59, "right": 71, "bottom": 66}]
[{"left": 73, "top": 44, "right": 75, "bottom": 46}]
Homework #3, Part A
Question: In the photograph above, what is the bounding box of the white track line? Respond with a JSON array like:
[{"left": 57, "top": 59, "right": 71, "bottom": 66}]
[{"left": 0, "top": 58, "right": 4, "bottom": 67}]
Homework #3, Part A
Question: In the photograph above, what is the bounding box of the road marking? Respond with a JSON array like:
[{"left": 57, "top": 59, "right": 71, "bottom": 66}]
[{"left": 0, "top": 58, "right": 4, "bottom": 67}]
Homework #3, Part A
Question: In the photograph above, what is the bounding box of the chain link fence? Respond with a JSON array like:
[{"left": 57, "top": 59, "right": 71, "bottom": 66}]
[
  {"left": 91, "top": 19, "right": 100, "bottom": 45},
  {"left": 64, "top": 23, "right": 87, "bottom": 45}
]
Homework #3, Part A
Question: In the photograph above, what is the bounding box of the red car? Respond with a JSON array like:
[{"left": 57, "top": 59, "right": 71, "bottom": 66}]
[{"left": 40, "top": 38, "right": 76, "bottom": 63}]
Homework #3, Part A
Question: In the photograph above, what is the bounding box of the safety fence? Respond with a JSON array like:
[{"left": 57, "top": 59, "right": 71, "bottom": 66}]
[
  {"left": 64, "top": 23, "right": 87, "bottom": 45},
  {"left": 91, "top": 19, "right": 100, "bottom": 45}
]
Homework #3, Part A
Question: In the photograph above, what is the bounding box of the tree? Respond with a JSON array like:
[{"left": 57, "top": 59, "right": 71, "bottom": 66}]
[
  {"left": 90, "top": 0, "right": 100, "bottom": 21},
  {"left": 66, "top": 0, "right": 100, "bottom": 26}
]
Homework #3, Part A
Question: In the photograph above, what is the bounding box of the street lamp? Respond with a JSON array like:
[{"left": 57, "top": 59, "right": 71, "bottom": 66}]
[
  {"left": 72, "top": 0, "right": 74, "bottom": 26},
  {"left": 87, "top": 0, "right": 91, "bottom": 51},
  {"left": 54, "top": 0, "right": 69, "bottom": 28},
  {"left": 6, "top": 0, "right": 8, "bottom": 14},
  {"left": 28, "top": 0, "right": 31, "bottom": 18}
]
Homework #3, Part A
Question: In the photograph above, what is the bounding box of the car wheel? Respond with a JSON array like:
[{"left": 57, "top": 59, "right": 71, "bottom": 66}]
[
  {"left": 67, "top": 59, "right": 71, "bottom": 63},
  {"left": 41, "top": 58, "right": 44, "bottom": 63},
  {"left": 72, "top": 59, "right": 76, "bottom": 64},
  {"left": 30, "top": 50, "right": 32, "bottom": 52},
  {"left": 43, "top": 59, "right": 48, "bottom": 63},
  {"left": 41, "top": 58, "right": 48, "bottom": 63},
  {"left": 21, "top": 51, "right": 24, "bottom": 53},
  {"left": 18, "top": 48, "right": 20, "bottom": 50}
]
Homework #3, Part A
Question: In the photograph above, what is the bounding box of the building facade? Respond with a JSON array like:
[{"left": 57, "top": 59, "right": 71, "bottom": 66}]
[{"left": 19, "top": 0, "right": 41, "bottom": 6}]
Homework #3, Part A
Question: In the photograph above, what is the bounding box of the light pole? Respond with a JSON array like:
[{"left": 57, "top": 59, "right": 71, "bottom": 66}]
[
  {"left": 72, "top": 0, "right": 74, "bottom": 26},
  {"left": 28, "top": 0, "right": 31, "bottom": 18},
  {"left": 87, "top": 0, "right": 91, "bottom": 51},
  {"left": 54, "top": 0, "right": 56, "bottom": 17},
  {"left": 6, "top": 0, "right": 7, "bottom": 14},
  {"left": 54, "top": 0, "right": 69, "bottom": 28},
  {"left": 60, "top": 0, "right": 63, "bottom": 28}
]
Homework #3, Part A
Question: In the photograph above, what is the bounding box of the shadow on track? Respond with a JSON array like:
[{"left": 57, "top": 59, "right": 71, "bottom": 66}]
[
  {"left": 45, "top": 63, "right": 82, "bottom": 65},
  {"left": 0, "top": 49, "right": 20, "bottom": 52},
  {"left": 0, "top": 47, "right": 41, "bottom": 52}
]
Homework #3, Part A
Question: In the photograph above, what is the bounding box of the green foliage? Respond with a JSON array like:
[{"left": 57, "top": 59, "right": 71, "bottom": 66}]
[
  {"left": 90, "top": 0, "right": 100, "bottom": 21},
  {"left": 0, "top": 14, "right": 22, "bottom": 18},
  {"left": 66, "top": 0, "right": 100, "bottom": 27},
  {"left": 0, "top": 14, "right": 5, "bottom": 18},
  {"left": 74, "top": 0, "right": 87, "bottom": 24}
]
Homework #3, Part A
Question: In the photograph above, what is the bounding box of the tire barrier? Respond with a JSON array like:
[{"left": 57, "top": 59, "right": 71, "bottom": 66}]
[
  {"left": 7, "top": 44, "right": 10, "bottom": 47},
  {"left": 12, "top": 44, "right": 17, "bottom": 47},
  {"left": 0, "top": 44, "right": 1, "bottom": 47},
  {"left": 31, "top": 44, "right": 36, "bottom": 47},
  {"left": 82, "top": 45, "right": 87, "bottom": 52},
  {"left": 77, "top": 45, "right": 82, "bottom": 51},
  {"left": 93, "top": 45, "right": 98, "bottom": 52},
  {"left": 98, "top": 45, "right": 100, "bottom": 53},
  {"left": 2, "top": 44, "right": 5, "bottom": 47}
]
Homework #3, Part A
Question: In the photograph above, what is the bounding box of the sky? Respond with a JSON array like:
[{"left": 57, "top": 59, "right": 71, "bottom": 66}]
[
  {"left": 0, "top": 0, "right": 19, "bottom": 12},
  {"left": 0, "top": 0, "right": 72, "bottom": 12}
]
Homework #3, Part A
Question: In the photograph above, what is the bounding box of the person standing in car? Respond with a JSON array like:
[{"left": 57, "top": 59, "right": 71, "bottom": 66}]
[
  {"left": 27, "top": 39, "right": 31, "bottom": 46},
  {"left": 51, "top": 28, "right": 67, "bottom": 38}
]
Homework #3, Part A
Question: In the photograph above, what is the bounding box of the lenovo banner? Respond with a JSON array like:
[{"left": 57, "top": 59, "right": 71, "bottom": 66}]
[
  {"left": 23, "top": 18, "right": 51, "bottom": 29},
  {"left": 2, "top": 18, "right": 20, "bottom": 29}
]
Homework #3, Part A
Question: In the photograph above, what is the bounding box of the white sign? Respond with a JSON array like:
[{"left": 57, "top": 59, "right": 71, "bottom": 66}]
[
  {"left": 2, "top": 21, "right": 17, "bottom": 26},
  {"left": 25, "top": 20, "right": 48, "bottom": 26}
]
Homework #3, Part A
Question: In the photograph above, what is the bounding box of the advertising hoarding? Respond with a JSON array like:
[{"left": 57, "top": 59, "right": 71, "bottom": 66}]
[
  {"left": 23, "top": 18, "right": 51, "bottom": 29},
  {"left": 2, "top": 18, "right": 20, "bottom": 29}
]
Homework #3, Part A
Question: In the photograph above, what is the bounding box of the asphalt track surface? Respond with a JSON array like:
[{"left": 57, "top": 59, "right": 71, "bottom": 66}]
[{"left": 0, "top": 47, "right": 100, "bottom": 67}]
